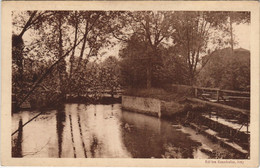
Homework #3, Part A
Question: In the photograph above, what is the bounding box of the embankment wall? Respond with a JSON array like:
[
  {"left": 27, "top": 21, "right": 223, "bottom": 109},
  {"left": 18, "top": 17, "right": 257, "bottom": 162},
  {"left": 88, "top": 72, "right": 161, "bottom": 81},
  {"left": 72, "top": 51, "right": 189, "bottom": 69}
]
[{"left": 122, "top": 96, "right": 161, "bottom": 117}]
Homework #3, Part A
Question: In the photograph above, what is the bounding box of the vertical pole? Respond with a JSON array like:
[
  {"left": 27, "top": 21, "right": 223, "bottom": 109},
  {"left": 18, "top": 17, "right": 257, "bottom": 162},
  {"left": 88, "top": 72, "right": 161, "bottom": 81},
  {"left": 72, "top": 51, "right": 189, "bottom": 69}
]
[
  {"left": 216, "top": 90, "right": 219, "bottom": 102},
  {"left": 246, "top": 118, "right": 249, "bottom": 134},
  {"left": 195, "top": 87, "right": 198, "bottom": 97},
  {"left": 158, "top": 100, "right": 161, "bottom": 118}
]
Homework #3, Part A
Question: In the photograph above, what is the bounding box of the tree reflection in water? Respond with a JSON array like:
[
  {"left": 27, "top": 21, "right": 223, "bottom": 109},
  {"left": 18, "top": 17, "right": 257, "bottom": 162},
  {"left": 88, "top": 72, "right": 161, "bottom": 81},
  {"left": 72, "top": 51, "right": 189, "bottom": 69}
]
[
  {"left": 77, "top": 104, "right": 87, "bottom": 157},
  {"left": 12, "top": 103, "right": 236, "bottom": 158},
  {"left": 56, "top": 105, "right": 66, "bottom": 158},
  {"left": 12, "top": 118, "right": 23, "bottom": 157}
]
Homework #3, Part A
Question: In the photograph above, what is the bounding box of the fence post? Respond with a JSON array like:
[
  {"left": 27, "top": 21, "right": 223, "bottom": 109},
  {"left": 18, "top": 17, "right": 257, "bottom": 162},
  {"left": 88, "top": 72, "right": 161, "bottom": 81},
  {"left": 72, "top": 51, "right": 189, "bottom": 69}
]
[
  {"left": 246, "top": 118, "right": 249, "bottom": 134},
  {"left": 195, "top": 87, "right": 198, "bottom": 97},
  {"left": 217, "top": 89, "right": 220, "bottom": 102}
]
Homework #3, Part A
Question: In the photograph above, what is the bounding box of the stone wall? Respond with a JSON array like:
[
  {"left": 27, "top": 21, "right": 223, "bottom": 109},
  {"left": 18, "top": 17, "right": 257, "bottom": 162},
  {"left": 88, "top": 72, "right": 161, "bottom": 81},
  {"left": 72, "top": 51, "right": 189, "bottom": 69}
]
[{"left": 122, "top": 96, "right": 161, "bottom": 117}]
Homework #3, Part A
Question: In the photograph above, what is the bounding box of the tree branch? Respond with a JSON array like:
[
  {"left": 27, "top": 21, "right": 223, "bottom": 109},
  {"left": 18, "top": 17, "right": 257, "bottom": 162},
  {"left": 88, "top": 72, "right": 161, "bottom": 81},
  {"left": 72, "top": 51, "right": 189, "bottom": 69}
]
[
  {"left": 18, "top": 11, "right": 37, "bottom": 38},
  {"left": 16, "top": 35, "right": 86, "bottom": 109}
]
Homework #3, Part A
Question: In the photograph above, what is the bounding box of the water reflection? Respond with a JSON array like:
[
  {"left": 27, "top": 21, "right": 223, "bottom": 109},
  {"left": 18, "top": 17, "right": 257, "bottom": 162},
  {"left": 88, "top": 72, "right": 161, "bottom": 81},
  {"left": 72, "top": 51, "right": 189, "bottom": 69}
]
[
  {"left": 77, "top": 105, "right": 87, "bottom": 158},
  {"left": 120, "top": 111, "right": 199, "bottom": 158},
  {"left": 56, "top": 105, "right": 66, "bottom": 158},
  {"left": 12, "top": 103, "right": 230, "bottom": 158},
  {"left": 12, "top": 110, "right": 58, "bottom": 157},
  {"left": 68, "top": 114, "right": 76, "bottom": 158},
  {"left": 12, "top": 118, "right": 23, "bottom": 157}
]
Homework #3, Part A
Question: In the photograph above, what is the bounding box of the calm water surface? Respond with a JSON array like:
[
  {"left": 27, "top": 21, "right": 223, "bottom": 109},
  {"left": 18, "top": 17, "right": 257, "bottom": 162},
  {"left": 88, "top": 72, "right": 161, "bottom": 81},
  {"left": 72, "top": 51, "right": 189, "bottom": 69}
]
[{"left": 12, "top": 103, "right": 229, "bottom": 158}]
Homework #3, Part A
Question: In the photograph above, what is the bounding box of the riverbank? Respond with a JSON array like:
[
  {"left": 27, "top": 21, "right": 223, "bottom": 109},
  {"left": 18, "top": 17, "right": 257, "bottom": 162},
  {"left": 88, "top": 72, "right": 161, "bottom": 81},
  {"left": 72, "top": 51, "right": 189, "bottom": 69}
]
[
  {"left": 65, "top": 96, "right": 121, "bottom": 104},
  {"left": 13, "top": 94, "right": 121, "bottom": 113},
  {"left": 122, "top": 86, "right": 249, "bottom": 158},
  {"left": 123, "top": 86, "right": 206, "bottom": 118}
]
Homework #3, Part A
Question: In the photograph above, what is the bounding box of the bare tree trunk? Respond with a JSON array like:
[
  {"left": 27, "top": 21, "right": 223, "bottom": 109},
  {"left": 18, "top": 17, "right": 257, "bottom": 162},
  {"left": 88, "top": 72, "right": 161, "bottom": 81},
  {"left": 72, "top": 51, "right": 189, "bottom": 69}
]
[
  {"left": 189, "top": 73, "right": 194, "bottom": 86},
  {"left": 18, "top": 11, "right": 37, "bottom": 38},
  {"left": 12, "top": 12, "right": 37, "bottom": 94},
  {"left": 133, "top": 67, "right": 137, "bottom": 87},
  {"left": 57, "top": 15, "right": 66, "bottom": 98},
  {"left": 230, "top": 15, "right": 234, "bottom": 53},
  {"left": 69, "top": 12, "right": 78, "bottom": 96},
  {"left": 146, "top": 59, "right": 152, "bottom": 89},
  {"left": 76, "top": 20, "right": 89, "bottom": 73},
  {"left": 12, "top": 35, "right": 24, "bottom": 88}
]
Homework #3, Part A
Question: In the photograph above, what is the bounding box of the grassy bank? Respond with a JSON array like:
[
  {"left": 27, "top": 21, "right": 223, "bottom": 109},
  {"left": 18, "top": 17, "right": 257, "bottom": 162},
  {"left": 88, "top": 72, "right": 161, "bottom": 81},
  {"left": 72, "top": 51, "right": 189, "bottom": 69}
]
[
  {"left": 124, "top": 85, "right": 193, "bottom": 102},
  {"left": 123, "top": 85, "right": 207, "bottom": 119}
]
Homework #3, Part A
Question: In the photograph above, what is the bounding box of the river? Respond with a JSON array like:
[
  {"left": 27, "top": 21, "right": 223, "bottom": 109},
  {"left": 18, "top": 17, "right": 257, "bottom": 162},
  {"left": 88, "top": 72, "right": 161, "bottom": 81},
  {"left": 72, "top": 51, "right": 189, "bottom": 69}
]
[{"left": 12, "top": 103, "right": 232, "bottom": 158}]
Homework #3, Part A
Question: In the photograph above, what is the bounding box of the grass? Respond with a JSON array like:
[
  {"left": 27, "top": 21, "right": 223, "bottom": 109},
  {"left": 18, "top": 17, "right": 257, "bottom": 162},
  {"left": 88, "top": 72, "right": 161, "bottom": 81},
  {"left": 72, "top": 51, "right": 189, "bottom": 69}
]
[{"left": 124, "top": 86, "right": 193, "bottom": 102}]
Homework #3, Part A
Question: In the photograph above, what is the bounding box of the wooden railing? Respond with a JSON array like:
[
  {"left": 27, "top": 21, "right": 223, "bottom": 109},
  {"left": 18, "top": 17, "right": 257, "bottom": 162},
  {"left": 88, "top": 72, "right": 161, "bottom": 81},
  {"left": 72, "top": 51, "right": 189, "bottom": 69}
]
[
  {"left": 193, "top": 86, "right": 250, "bottom": 102},
  {"left": 190, "top": 86, "right": 250, "bottom": 137}
]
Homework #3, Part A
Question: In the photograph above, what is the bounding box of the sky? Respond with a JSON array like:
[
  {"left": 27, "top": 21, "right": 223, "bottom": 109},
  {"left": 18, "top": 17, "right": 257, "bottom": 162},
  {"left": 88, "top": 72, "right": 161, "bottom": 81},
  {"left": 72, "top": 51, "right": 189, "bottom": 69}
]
[{"left": 233, "top": 23, "right": 250, "bottom": 50}]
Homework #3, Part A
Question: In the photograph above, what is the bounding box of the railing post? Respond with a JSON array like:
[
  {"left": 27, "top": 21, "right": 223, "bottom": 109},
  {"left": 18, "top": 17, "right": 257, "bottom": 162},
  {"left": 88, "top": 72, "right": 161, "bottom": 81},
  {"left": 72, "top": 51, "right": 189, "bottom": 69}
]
[
  {"left": 195, "top": 87, "right": 198, "bottom": 97},
  {"left": 217, "top": 89, "right": 220, "bottom": 102},
  {"left": 246, "top": 118, "right": 249, "bottom": 134}
]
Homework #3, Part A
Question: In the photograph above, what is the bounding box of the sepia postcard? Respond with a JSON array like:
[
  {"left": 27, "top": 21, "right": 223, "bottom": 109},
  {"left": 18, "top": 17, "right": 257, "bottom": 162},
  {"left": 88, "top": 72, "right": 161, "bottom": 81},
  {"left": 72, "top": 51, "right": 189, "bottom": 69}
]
[{"left": 1, "top": 1, "right": 259, "bottom": 167}]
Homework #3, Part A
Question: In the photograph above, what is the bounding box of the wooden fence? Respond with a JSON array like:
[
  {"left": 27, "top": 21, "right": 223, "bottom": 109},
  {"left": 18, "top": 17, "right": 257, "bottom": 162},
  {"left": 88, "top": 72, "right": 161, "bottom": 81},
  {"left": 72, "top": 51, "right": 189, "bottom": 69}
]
[{"left": 194, "top": 86, "right": 250, "bottom": 102}]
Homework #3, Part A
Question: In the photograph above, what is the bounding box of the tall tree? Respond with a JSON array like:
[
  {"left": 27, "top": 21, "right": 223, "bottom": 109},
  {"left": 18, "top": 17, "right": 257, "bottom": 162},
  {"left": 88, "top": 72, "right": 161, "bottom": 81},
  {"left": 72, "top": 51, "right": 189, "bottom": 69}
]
[
  {"left": 119, "top": 34, "right": 148, "bottom": 88},
  {"left": 69, "top": 11, "right": 117, "bottom": 95},
  {"left": 172, "top": 11, "right": 213, "bottom": 85},
  {"left": 116, "top": 11, "right": 175, "bottom": 88},
  {"left": 67, "top": 11, "right": 79, "bottom": 95}
]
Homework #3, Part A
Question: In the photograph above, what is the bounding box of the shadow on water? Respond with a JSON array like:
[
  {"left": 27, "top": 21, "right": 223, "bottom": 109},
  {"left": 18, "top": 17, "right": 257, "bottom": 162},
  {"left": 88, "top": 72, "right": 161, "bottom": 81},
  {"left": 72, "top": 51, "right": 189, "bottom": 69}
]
[
  {"left": 89, "top": 105, "right": 100, "bottom": 158},
  {"left": 68, "top": 114, "right": 76, "bottom": 158},
  {"left": 120, "top": 110, "right": 200, "bottom": 158},
  {"left": 90, "top": 135, "right": 99, "bottom": 158},
  {"left": 12, "top": 103, "right": 238, "bottom": 158},
  {"left": 77, "top": 104, "right": 87, "bottom": 158},
  {"left": 12, "top": 118, "right": 23, "bottom": 157},
  {"left": 56, "top": 105, "right": 66, "bottom": 158}
]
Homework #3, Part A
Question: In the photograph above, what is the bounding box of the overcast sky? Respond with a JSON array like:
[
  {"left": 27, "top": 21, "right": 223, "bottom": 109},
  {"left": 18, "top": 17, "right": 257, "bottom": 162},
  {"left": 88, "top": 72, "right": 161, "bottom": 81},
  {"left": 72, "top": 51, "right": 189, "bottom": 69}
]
[{"left": 233, "top": 23, "right": 250, "bottom": 50}]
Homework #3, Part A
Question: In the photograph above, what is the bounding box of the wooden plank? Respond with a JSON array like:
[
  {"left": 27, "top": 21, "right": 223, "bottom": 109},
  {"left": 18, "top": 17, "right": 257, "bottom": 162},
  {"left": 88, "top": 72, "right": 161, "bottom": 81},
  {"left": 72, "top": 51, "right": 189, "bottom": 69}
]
[
  {"left": 194, "top": 87, "right": 198, "bottom": 97},
  {"left": 187, "top": 98, "right": 249, "bottom": 115},
  {"left": 224, "top": 96, "right": 250, "bottom": 99},
  {"left": 221, "top": 89, "right": 250, "bottom": 95},
  {"left": 194, "top": 86, "right": 219, "bottom": 91},
  {"left": 217, "top": 90, "right": 219, "bottom": 102},
  {"left": 193, "top": 86, "right": 250, "bottom": 95}
]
